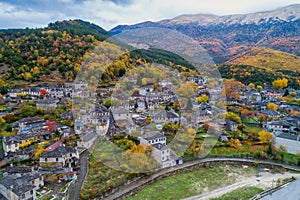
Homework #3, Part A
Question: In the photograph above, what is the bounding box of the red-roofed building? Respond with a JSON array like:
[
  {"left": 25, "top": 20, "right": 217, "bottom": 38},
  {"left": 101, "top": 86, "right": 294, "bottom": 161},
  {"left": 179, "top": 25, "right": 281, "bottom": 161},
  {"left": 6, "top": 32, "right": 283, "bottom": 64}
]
[{"left": 45, "top": 140, "right": 62, "bottom": 152}]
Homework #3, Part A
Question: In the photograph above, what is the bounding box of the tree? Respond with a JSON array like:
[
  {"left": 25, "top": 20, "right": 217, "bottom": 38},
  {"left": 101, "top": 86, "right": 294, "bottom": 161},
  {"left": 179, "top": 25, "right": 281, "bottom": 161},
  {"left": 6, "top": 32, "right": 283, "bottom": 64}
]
[
  {"left": 258, "top": 113, "right": 266, "bottom": 124},
  {"left": 229, "top": 138, "right": 242, "bottom": 149},
  {"left": 267, "top": 103, "right": 278, "bottom": 111},
  {"left": 3, "top": 114, "right": 14, "bottom": 123},
  {"left": 196, "top": 95, "right": 208, "bottom": 103},
  {"left": 248, "top": 83, "right": 255, "bottom": 90},
  {"left": 272, "top": 78, "right": 288, "bottom": 90},
  {"left": 222, "top": 79, "right": 243, "bottom": 100},
  {"left": 241, "top": 109, "right": 249, "bottom": 117},
  {"left": 104, "top": 99, "right": 112, "bottom": 108},
  {"left": 226, "top": 112, "right": 242, "bottom": 124},
  {"left": 257, "top": 85, "right": 263, "bottom": 91},
  {"left": 258, "top": 130, "right": 273, "bottom": 145},
  {"left": 176, "top": 82, "right": 195, "bottom": 97},
  {"left": 0, "top": 117, "right": 6, "bottom": 125}
]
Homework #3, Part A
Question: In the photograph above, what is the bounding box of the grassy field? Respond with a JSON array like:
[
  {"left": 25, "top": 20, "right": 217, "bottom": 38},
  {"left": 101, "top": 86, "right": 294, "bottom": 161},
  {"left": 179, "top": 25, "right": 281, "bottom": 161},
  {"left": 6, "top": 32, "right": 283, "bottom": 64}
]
[
  {"left": 80, "top": 154, "right": 134, "bottom": 200},
  {"left": 126, "top": 165, "right": 256, "bottom": 200},
  {"left": 242, "top": 118, "right": 259, "bottom": 124},
  {"left": 211, "top": 186, "right": 264, "bottom": 200},
  {"left": 244, "top": 125, "right": 262, "bottom": 133}
]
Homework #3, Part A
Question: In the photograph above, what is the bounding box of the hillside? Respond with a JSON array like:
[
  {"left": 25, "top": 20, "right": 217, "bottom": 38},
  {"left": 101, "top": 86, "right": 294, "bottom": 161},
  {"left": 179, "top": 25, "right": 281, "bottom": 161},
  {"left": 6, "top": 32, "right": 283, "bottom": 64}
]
[
  {"left": 0, "top": 20, "right": 109, "bottom": 86},
  {"left": 227, "top": 47, "right": 300, "bottom": 72},
  {"left": 0, "top": 19, "right": 197, "bottom": 88},
  {"left": 110, "top": 4, "right": 300, "bottom": 63}
]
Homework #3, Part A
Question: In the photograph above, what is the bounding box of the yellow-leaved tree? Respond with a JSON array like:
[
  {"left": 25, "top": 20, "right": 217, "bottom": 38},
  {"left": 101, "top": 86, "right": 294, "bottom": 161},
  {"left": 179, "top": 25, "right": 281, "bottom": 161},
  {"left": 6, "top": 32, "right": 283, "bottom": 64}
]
[
  {"left": 267, "top": 103, "right": 278, "bottom": 111},
  {"left": 272, "top": 78, "right": 288, "bottom": 90},
  {"left": 258, "top": 130, "right": 273, "bottom": 145}
]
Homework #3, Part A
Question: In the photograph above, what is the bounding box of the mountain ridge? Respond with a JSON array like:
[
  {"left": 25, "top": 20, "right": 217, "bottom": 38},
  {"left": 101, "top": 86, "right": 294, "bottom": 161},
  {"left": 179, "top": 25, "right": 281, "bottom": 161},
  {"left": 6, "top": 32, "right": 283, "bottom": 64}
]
[
  {"left": 159, "top": 4, "right": 300, "bottom": 26},
  {"left": 109, "top": 4, "right": 300, "bottom": 63}
]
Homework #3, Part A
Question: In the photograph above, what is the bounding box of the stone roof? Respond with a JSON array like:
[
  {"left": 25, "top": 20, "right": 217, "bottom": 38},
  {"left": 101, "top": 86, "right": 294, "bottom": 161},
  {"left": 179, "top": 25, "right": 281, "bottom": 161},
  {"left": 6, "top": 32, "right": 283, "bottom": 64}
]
[
  {"left": 142, "top": 132, "right": 166, "bottom": 141},
  {"left": 18, "top": 117, "right": 44, "bottom": 125},
  {"left": 112, "top": 107, "right": 129, "bottom": 115},
  {"left": 6, "top": 166, "right": 34, "bottom": 174},
  {"left": 40, "top": 146, "right": 77, "bottom": 158},
  {"left": 0, "top": 173, "right": 41, "bottom": 196},
  {"left": 153, "top": 143, "right": 169, "bottom": 151},
  {"left": 81, "top": 132, "right": 97, "bottom": 142}
]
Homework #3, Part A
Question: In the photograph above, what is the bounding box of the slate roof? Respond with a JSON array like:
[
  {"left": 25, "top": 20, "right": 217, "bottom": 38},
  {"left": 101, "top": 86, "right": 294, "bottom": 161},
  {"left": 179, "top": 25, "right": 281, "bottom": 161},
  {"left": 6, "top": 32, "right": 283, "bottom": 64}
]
[
  {"left": 81, "top": 132, "right": 97, "bottom": 142},
  {"left": 40, "top": 146, "right": 76, "bottom": 158},
  {"left": 0, "top": 173, "right": 41, "bottom": 196},
  {"left": 142, "top": 132, "right": 166, "bottom": 141},
  {"left": 6, "top": 166, "right": 34, "bottom": 174},
  {"left": 153, "top": 143, "right": 169, "bottom": 151}
]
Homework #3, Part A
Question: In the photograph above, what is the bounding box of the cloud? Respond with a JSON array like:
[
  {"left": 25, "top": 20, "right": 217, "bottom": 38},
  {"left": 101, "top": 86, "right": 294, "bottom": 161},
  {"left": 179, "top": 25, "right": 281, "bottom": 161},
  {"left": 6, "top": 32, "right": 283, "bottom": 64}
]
[{"left": 0, "top": 0, "right": 299, "bottom": 30}]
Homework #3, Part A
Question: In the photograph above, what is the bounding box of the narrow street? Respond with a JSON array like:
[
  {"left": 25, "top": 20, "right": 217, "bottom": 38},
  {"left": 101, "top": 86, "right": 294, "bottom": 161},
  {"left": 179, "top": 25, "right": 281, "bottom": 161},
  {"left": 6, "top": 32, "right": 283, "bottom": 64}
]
[{"left": 69, "top": 150, "right": 90, "bottom": 200}]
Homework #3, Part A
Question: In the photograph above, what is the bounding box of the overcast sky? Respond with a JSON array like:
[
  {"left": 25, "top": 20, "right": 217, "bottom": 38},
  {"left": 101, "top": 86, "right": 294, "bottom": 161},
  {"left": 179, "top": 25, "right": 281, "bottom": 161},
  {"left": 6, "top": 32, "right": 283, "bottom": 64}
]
[{"left": 0, "top": 0, "right": 299, "bottom": 30}]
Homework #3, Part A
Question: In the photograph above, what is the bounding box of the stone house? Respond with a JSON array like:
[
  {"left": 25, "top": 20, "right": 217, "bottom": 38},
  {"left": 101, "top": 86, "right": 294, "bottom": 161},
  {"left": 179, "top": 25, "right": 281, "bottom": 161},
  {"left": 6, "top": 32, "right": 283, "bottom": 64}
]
[
  {"left": 0, "top": 172, "right": 44, "bottom": 200},
  {"left": 39, "top": 146, "right": 79, "bottom": 167},
  {"left": 153, "top": 110, "right": 180, "bottom": 124},
  {"left": 36, "top": 98, "right": 58, "bottom": 112}
]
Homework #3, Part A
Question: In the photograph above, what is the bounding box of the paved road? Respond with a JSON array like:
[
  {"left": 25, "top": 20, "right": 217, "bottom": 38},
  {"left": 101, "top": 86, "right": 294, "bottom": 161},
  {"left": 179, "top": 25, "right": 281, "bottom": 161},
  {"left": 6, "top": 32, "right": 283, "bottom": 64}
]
[
  {"left": 184, "top": 172, "right": 300, "bottom": 200},
  {"left": 105, "top": 157, "right": 300, "bottom": 200},
  {"left": 69, "top": 150, "right": 90, "bottom": 200}
]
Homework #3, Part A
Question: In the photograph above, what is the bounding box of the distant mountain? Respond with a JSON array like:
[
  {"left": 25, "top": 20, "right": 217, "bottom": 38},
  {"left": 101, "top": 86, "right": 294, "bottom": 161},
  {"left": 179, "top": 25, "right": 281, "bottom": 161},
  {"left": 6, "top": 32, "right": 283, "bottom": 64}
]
[
  {"left": 159, "top": 4, "right": 300, "bottom": 26},
  {"left": 110, "top": 4, "right": 300, "bottom": 63}
]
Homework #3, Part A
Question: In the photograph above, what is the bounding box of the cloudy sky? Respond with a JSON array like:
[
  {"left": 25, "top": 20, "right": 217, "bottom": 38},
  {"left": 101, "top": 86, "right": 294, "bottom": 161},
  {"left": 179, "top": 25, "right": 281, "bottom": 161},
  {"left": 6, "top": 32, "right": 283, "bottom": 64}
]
[{"left": 0, "top": 0, "right": 299, "bottom": 30}]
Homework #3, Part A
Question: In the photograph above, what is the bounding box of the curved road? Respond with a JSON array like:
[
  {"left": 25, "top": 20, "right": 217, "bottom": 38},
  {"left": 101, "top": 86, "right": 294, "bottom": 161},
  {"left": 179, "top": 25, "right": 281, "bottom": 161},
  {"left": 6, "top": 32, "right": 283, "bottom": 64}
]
[{"left": 104, "top": 157, "right": 300, "bottom": 200}]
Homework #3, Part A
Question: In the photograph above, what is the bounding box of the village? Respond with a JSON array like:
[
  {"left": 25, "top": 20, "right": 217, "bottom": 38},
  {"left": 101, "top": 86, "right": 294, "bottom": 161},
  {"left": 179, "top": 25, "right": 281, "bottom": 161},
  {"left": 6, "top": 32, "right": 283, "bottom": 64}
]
[{"left": 0, "top": 75, "right": 299, "bottom": 200}]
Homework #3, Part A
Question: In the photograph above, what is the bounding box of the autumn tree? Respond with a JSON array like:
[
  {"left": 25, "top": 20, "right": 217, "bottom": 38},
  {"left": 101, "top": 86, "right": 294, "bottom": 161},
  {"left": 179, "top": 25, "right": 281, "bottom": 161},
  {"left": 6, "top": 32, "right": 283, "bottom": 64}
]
[
  {"left": 258, "top": 130, "right": 273, "bottom": 145},
  {"left": 267, "top": 103, "right": 278, "bottom": 111},
  {"left": 196, "top": 95, "right": 208, "bottom": 103},
  {"left": 241, "top": 109, "right": 249, "bottom": 117},
  {"left": 272, "top": 78, "right": 288, "bottom": 90},
  {"left": 229, "top": 138, "right": 242, "bottom": 149},
  {"left": 256, "top": 85, "right": 263, "bottom": 91},
  {"left": 258, "top": 113, "right": 266, "bottom": 124},
  {"left": 0, "top": 117, "right": 6, "bottom": 125},
  {"left": 221, "top": 79, "right": 243, "bottom": 100},
  {"left": 226, "top": 112, "right": 242, "bottom": 124},
  {"left": 176, "top": 82, "right": 195, "bottom": 97},
  {"left": 248, "top": 83, "right": 255, "bottom": 90}
]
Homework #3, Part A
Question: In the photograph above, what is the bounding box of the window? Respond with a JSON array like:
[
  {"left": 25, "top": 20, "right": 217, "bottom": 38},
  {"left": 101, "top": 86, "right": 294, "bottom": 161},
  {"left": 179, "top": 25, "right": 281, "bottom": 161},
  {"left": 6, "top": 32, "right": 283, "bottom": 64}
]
[
  {"left": 56, "top": 158, "right": 58, "bottom": 162},
  {"left": 162, "top": 157, "right": 164, "bottom": 160},
  {"left": 15, "top": 144, "right": 18, "bottom": 147},
  {"left": 45, "top": 158, "right": 47, "bottom": 162}
]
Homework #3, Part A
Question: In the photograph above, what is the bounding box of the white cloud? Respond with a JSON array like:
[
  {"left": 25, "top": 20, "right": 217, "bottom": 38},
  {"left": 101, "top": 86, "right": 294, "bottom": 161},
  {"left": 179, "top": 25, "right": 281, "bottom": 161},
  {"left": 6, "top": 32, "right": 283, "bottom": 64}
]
[{"left": 0, "top": 0, "right": 299, "bottom": 30}]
